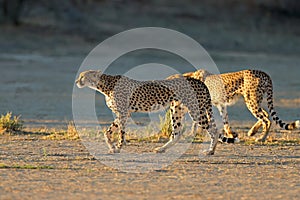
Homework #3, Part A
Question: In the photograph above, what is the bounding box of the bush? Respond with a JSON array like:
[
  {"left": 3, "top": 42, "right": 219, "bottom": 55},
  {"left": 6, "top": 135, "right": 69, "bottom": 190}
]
[{"left": 0, "top": 112, "right": 23, "bottom": 134}]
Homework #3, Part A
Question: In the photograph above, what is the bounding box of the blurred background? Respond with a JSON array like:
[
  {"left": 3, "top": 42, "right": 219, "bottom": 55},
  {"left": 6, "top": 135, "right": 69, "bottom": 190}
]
[{"left": 0, "top": 0, "right": 299, "bottom": 126}]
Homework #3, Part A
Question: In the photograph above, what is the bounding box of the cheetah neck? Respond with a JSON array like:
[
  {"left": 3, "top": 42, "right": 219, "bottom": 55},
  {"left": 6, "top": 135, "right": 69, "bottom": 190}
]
[{"left": 95, "top": 74, "right": 122, "bottom": 97}]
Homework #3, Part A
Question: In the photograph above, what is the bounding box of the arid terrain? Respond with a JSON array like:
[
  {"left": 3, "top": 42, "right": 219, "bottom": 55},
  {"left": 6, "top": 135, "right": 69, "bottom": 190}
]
[
  {"left": 0, "top": 1, "right": 299, "bottom": 199},
  {"left": 0, "top": 128, "right": 299, "bottom": 199}
]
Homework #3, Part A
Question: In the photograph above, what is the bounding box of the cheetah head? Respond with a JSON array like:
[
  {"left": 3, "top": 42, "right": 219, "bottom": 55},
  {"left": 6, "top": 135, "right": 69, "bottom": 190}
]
[
  {"left": 76, "top": 70, "right": 102, "bottom": 89},
  {"left": 184, "top": 69, "right": 213, "bottom": 81}
]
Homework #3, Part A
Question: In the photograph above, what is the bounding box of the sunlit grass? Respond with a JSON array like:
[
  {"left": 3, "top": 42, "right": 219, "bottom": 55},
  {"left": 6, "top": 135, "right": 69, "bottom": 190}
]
[
  {"left": 1, "top": 111, "right": 297, "bottom": 146},
  {"left": 41, "top": 121, "right": 79, "bottom": 140},
  {"left": 159, "top": 109, "right": 172, "bottom": 138},
  {"left": 0, "top": 112, "right": 23, "bottom": 134},
  {"left": 233, "top": 128, "right": 300, "bottom": 146},
  {"left": 0, "top": 163, "right": 54, "bottom": 169}
]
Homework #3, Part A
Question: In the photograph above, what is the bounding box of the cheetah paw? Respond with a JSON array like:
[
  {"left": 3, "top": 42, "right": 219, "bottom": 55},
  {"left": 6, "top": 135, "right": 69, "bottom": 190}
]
[
  {"left": 154, "top": 147, "right": 166, "bottom": 153},
  {"left": 202, "top": 149, "right": 214, "bottom": 156},
  {"left": 108, "top": 148, "right": 121, "bottom": 154},
  {"left": 255, "top": 138, "right": 266, "bottom": 143},
  {"left": 295, "top": 120, "right": 300, "bottom": 129}
]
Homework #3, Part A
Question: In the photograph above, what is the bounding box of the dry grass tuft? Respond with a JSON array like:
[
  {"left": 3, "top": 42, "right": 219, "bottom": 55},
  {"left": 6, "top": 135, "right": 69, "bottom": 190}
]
[
  {"left": 0, "top": 112, "right": 23, "bottom": 134},
  {"left": 159, "top": 110, "right": 172, "bottom": 138},
  {"left": 42, "top": 121, "right": 79, "bottom": 140}
]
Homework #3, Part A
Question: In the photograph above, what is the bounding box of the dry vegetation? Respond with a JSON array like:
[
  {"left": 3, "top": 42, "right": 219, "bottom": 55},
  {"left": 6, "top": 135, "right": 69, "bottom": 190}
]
[
  {"left": 0, "top": 112, "right": 23, "bottom": 134},
  {"left": 0, "top": 112, "right": 79, "bottom": 140},
  {"left": 1, "top": 112, "right": 298, "bottom": 146},
  {"left": 41, "top": 121, "right": 79, "bottom": 140}
]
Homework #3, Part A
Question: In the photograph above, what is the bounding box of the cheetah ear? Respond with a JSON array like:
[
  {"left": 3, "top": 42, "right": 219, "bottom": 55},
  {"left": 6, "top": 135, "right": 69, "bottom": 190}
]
[
  {"left": 96, "top": 70, "right": 102, "bottom": 78},
  {"left": 183, "top": 72, "right": 193, "bottom": 77},
  {"left": 87, "top": 69, "right": 101, "bottom": 73},
  {"left": 204, "top": 70, "right": 214, "bottom": 76}
]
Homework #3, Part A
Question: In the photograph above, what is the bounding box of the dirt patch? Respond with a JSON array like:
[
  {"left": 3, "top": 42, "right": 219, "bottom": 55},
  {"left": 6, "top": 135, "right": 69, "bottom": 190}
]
[
  {"left": 0, "top": 1, "right": 299, "bottom": 199},
  {"left": 0, "top": 132, "right": 299, "bottom": 199}
]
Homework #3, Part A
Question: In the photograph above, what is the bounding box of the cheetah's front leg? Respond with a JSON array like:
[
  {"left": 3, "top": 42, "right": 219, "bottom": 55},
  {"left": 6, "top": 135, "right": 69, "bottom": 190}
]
[
  {"left": 205, "top": 124, "right": 219, "bottom": 155},
  {"left": 217, "top": 105, "right": 238, "bottom": 139},
  {"left": 104, "top": 120, "right": 119, "bottom": 153}
]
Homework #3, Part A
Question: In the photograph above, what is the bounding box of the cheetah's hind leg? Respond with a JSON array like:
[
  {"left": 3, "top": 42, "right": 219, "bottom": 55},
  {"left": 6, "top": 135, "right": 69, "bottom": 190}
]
[{"left": 154, "top": 103, "right": 184, "bottom": 153}]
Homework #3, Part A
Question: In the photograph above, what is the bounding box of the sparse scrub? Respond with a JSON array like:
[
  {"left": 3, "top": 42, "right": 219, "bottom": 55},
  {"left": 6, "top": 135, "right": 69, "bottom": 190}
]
[
  {"left": 42, "top": 121, "right": 79, "bottom": 140},
  {"left": 131, "top": 111, "right": 172, "bottom": 142},
  {"left": 0, "top": 163, "right": 54, "bottom": 169},
  {"left": 159, "top": 110, "right": 172, "bottom": 138},
  {"left": 66, "top": 121, "right": 79, "bottom": 140},
  {"left": 0, "top": 112, "right": 23, "bottom": 134}
]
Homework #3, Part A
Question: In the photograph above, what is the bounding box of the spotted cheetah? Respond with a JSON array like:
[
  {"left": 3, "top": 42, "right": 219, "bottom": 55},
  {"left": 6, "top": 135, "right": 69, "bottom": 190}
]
[
  {"left": 76, "top": 70, "right": 228, "bottom": 155},
  {"left": 181, "top": 69, "right": 299, "bottom": 142}
]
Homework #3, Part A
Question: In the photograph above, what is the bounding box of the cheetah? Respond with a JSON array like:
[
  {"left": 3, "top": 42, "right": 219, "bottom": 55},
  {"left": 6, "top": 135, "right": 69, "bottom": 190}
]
[
  {"left": 75, "top": 70, "right": 230, "bottom": 155},
  {"left": 181, "top": 69, "right": 299, "bottom": 142}
]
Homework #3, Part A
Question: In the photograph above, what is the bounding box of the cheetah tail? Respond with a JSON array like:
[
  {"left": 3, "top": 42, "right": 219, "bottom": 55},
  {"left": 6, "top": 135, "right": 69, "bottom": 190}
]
[{"left": 266, "top": 82, "right": 300, "bottom": 130}]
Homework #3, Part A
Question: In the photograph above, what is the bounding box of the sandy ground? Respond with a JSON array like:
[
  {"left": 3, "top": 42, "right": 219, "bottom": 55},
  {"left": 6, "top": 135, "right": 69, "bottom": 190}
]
[
  {"left": 0, "top": 1, "right": 300, "bottom": 199},
  {"left": 0, "top": 131, "right": 299, "bottom": 200}
]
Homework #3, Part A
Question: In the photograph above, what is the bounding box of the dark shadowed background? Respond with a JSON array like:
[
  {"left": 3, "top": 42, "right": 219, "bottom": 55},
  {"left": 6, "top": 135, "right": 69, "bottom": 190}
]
[{"left": 0, "top": 0, "right": 299, "bottom": 127}]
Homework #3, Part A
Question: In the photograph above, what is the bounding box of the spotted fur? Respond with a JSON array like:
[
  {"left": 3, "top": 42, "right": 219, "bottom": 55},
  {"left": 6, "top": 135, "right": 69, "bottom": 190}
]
[
  {"left": 76, "top": 70, "right": 222, "bottom": 155},
  {"left": 182, "top": 69, "right": 300, "bottom": 142}
]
